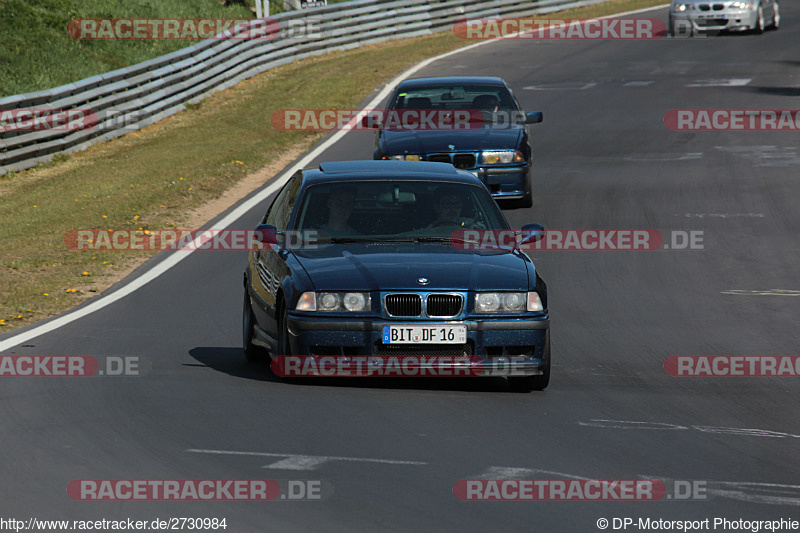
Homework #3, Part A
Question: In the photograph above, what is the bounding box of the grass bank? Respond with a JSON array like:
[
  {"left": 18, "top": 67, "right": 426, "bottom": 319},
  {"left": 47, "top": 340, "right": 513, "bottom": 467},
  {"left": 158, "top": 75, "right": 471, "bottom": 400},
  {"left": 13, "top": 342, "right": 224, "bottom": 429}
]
[{"left": 0, "top": 0, "right": 350, "bottom": 96}]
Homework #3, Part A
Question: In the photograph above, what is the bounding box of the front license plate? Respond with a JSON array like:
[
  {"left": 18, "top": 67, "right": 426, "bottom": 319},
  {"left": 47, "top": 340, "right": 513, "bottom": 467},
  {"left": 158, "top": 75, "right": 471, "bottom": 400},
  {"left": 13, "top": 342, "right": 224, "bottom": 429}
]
[{"left": 382, "top": 325, "right": 467, "bottom": 344}]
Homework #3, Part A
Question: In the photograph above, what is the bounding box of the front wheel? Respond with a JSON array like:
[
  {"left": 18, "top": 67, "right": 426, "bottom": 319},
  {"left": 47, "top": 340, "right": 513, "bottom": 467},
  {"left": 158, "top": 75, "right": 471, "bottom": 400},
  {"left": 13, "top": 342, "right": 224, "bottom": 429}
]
[
  {"left": 669, "top": 17, "right": 693, "bottom": 37},
  {"left": 276, "top": 302, "right": 306, "bottom": 383},
  {"left": 277, "top": 301, "right": 291, "bottom": 357},
  {"left": 243, "top": 286, "right": 266, "bottom": 362},
  {"left": 502, "top": 185, "right": 533, "bottom": 210},
  {"left": 508, "top": 329, "right": 550, "bottom": 392},
  {"left": 753, "top": 6, "right": 765, "bottom": 33},
  {"left": 770, "top": 1, "right": 780, "bottom": 29},
  {"left": 518, "top": 175, "right": 533, "bottom": 209},
  {"left": 517, "top": 189, "right": 533, "bottom": 209}
]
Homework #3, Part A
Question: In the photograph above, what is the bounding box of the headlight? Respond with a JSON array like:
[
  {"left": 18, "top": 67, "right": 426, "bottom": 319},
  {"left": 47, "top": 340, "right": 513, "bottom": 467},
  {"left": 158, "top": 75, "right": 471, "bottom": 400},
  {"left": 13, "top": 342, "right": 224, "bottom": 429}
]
[
  {"left": 475, "top": 293, "right": 501, "bottom": 312},
  {"left": 730, "top": 1, "right": 753, "bottom": 8},
  {"left": 475, "top": 292, "right": 542, "bottom": 313},
  {"left": 296, "top": 292, "right": 371, "bottom": 312},
  {"left": 342, "top": 292, "right": 368, "bottom": 312},
  {"left": 480, "top": 150, "right": 525, "bottom": 165},
  {"left": 384, "top": 154, "right": 420, "bottom": 161},
  {"left": 673, "top": 2, "right": 690, "bottom": 10},
  {"left": 319, "top": 293, "right": 340, "bottom": 311}
]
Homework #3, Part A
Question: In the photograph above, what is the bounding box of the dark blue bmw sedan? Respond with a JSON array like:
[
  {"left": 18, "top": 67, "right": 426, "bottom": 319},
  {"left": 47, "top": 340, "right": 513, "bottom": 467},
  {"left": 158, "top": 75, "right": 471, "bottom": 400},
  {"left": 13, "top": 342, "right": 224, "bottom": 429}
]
[
  {"left": 243, "top": 160, "right": 550, "bottom": 390},
  {"left": 370, "top": 76, "right": 543, "bottom": 209}
]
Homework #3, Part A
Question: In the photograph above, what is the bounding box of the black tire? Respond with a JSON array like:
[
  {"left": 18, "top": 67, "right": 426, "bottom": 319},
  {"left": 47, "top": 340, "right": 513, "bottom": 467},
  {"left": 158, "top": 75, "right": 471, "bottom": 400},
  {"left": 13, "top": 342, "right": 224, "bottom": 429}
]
[
  {"left": 770, "top": 1, "right": 780, "bottom": 29},
  {"left": 753, "top": 6, "right": 765, "bottom": 33},
  {"left": 243, "top": 286, "right": 266, "bottom": 362},
  {"left": 517, "top": 189, "right": 533, "bottom": 209},
  {"left": 508, "top": 329, "right": 551, "bottom": 392},
  {"left": 499, "top": 173, "right": 533, "bottom": 210},
  {"left": 518, "top": 175, "right": 534, "bottom": 209},
  {"left": 277, "top": 301, "right": 291, "bottom": 357},
  {"left": 501, "top": 190, "right": 532, "bottom": 210},
  {"left": 276, "top": 302, "right": 306, "bottom": 384},
  {"left": 669, "top": 17, "right": 693, "bottom": 37}
]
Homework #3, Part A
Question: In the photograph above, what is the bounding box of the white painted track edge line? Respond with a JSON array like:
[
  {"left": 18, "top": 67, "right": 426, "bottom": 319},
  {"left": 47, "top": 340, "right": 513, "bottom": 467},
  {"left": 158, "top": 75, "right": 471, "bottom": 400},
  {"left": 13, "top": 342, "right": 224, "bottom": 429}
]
[{"left": 187, "top": 448, "right": 426, "bottom": 465}]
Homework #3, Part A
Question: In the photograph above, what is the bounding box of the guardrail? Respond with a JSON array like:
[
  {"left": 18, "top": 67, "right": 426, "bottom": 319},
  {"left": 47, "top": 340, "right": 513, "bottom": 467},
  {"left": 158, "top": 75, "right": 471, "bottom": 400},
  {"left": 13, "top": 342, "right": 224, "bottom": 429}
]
[{"left": 0, "top": 0, "right": 609, "bottom": 174}]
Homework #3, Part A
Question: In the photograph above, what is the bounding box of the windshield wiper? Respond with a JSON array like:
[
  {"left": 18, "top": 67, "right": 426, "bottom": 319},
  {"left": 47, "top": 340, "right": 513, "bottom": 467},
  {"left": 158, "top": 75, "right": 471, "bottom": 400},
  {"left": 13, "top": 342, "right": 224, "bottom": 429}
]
[
  {"left": 328, "top": 237, "right": 416, "bottom": 244},
  {"left": 414, "top": 236, "right": 482, "bottom": 245},
  {"left": 414, "top": 236, "right": 516, "bottom": 249},
  {"left": 327, "top": 237, "right": 378, "bottom": 243},
  {"left": 413, "top": 236, "right": 452, "bottom": 243}
]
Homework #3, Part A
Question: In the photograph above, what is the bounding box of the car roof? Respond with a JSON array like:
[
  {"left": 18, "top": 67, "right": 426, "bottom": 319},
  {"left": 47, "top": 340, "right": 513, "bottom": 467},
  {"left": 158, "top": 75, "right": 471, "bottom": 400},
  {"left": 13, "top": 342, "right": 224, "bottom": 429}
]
[
  {"left": 394, "top": 76, "right": 507, "bottom": 89},
  {"left": 301, "top": 160, "right": 486, "bottom": 187}
]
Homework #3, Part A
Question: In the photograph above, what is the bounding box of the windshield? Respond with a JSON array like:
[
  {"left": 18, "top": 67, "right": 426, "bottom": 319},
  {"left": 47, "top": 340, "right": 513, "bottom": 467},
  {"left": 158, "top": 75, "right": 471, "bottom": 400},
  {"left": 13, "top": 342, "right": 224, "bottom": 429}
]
[
  {"left": 293, "top": 180, "right": 507, "bottom": 242},
  {"left": 389, "top": 84, "right": 519, "bottom": 120}
]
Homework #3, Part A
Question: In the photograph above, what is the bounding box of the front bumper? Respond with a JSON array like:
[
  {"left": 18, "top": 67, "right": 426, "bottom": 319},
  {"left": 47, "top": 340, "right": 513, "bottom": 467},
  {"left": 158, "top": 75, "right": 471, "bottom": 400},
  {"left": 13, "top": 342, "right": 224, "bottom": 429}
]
[
  {"left": 379, "top": 152, "right": 531, "bottom": 198},
  {"left": 284, "top": 314, "right": 550, "bottom": 376},
  {"left": 671, "top": 8, "right": 758, "bottom": 31},
  {"left": 469, "top": 165, "right": 530, "bottom": 199}
]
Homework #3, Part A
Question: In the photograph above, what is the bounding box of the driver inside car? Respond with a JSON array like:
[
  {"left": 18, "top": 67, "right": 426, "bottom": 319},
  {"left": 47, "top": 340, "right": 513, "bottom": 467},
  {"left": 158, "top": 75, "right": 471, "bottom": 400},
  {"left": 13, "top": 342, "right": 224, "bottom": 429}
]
[
  {"left": 317, "top": 187, "right": 359, "bottom": 237},
  {"left": 426, "top": 188, "right": 485, "bottom": 229}
]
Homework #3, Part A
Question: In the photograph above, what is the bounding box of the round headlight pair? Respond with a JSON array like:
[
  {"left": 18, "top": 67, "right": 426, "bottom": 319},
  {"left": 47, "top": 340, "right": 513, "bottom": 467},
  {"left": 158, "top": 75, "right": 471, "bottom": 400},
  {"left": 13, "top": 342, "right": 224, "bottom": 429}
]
[
  {"left": 480, "top": 151, "right": 524, "bottom": 165},
  {"left": 385, "top": 154, "right": 421, "bottom": 161},
  {"left": 475, "top": 292, "right": 530, "bottom": 313},
  {"left": 297, "top": 292, "right": 371, "bottom": 312}
]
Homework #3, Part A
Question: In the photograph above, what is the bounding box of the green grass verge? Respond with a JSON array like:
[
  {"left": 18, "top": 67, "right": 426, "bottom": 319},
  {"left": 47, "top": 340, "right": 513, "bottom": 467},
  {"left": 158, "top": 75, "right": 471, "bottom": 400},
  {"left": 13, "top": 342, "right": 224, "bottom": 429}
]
[
  {"left": 0, "top": 0, "right": 350, "bottom": 97},
  {"left": 0, "top": 0, "right": 667, "bottom": 332}
]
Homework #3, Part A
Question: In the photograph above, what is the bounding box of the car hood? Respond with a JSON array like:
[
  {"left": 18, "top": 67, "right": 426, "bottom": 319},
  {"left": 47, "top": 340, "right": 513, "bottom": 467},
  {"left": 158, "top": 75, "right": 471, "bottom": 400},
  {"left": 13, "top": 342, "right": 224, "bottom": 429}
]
[
  {"left": 379, "top": 126, "right": 524, "bottom": 154},
  {"left": 292, "top": 243, "right": 531, "bottom": 291}
]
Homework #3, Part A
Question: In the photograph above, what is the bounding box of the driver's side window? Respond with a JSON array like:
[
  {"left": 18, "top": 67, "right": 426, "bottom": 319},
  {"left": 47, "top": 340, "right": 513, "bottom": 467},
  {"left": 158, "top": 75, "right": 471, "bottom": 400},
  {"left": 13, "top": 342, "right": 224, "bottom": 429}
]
[{"left": 264, "top": 176, "right": 301, "bottom": 231}]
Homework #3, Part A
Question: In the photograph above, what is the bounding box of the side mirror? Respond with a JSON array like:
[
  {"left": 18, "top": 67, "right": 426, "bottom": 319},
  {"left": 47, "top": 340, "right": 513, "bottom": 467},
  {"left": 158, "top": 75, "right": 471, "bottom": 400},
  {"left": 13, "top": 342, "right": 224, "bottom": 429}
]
[
  {"left": 518, "top": 223, "right": 545, "bottom": 246},
  {"left": 361, "top": 114, "right": 380, "bottom": 129},
  {"left": 252, "top": 224, "right": 280, "bottom": 248},
  {"left": 525, "top": 111, "right": 543, "bottom": 124}
]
